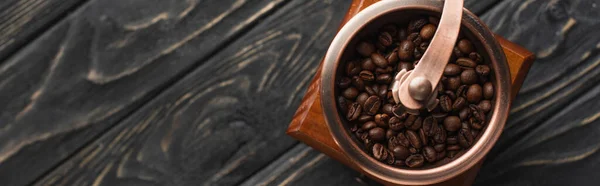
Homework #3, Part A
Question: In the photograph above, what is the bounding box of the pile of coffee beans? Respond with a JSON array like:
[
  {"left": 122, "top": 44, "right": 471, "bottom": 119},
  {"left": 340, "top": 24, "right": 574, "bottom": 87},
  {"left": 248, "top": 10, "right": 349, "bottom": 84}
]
[{"left": 336, "top": 17, "right": 495, "bottom": 168}]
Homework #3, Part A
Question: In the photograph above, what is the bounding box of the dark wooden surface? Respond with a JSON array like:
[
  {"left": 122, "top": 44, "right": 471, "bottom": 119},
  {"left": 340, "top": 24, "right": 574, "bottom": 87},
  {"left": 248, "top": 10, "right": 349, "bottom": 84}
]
[{"left": 0, "top": 0, "right": 599, "bottom": 185}]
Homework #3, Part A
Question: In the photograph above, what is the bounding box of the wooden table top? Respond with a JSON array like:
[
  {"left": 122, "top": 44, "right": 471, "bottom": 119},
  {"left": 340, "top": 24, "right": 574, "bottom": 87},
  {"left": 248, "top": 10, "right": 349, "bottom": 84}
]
[{"left": 0, "top": 0, "right": 598, "bottom": 185}]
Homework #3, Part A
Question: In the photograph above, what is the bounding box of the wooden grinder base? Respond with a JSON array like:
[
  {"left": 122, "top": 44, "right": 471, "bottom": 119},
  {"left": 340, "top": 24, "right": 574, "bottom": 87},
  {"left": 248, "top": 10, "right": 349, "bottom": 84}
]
[{"left": 286, "top": 1, "right": 535, "bottom": 185}]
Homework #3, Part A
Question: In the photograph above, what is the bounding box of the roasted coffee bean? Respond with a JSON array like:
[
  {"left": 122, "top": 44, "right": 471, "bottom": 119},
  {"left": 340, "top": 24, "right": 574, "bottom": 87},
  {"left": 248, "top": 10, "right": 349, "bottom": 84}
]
[
  {"left": 347, "top": 102, "right": 361, "bottom": 121},
  {"left": 422, "top": 116, "right": 435, "bottom": 136},
  {"left": 447, "top": 136, "right": 458, "bottom": 145},
  {"left": 362, "top": 121, "right": 377, "bottom": 131},
  {"left": 428, "top": 16, "right": 440, "bottom": 25},
  {"left": 392, "top": 146, "right": 411, "bottom": 160},
  {"left": 397, "top": 132, "right": 411, "bottom": 147},
  {"left": 418, "top": 42, "right": 429, "bottom": 52},
  {"left": 409, "top": 147, "right": 418, "bottom": 154},
  {"left": 419, "top": 129, "right": 428, "bottom": 146},
  {"left": 359, "top": 70, "right": 375, "bottom": 82},
  {"left": 377, "top": 74, "right": 393, "bottom": 84},
  {"left": 456, "top": 85, "right": 468, "bottom": 97},
  {"left": 432, "top": 111, "right": 448, "bottom": 120},
  {"left": 457, "top": 39, "right": 474, "bottom": 54},
  {"left": 398, "top": 40, "right": 415, "bottom": 61},
  {"left": 364, "top": 96, "right": 382, "bottom": 115},
  {"left": 479, "top": 100, "right": 492, "bottom": 113},
  {"left": 378, "top": 32, "right": 393, "bottom": 47},
  {"left": 375, "top": 42, "right": 386, "bottom": 51},
  {"left": 375, "top": 114, "right": 390, "bottom": 128},
  {"left": 386, "top": 50, "right": 399, "bottom": 66},
  {"left": 382, "top": 104, "right": 394, "bottom": 115},
  {"left": 352, "top": 76, "right": 365, "bottom": 90},
  {"left": 382, "top": 24, "right": 398, "bottom": 37},
  {"left": 469, "top": 52, "right": 482, "bottom": 63},
  {"left": 375, "top": 66, "right": 393, "bottom": 75},
  {"left": 420, "top": 24, "right": 436, "bottom": 40},
  {"left": 453, "top": 46, "right": 463, "bottom": 58},
  {"left": 378, "top": 84, "right": 389, "bottom": 98},
  {"left": 361, "top": 58, "right": 376, "bottom": 71},
  {"left": 371, "top": 53, "right": 388, "bottom": 68},
  {"left": 357, "top": 41, "right": 375, "bottom": 56},
  {"left": 346, "top": 60, "right": 361, "bottom": 76},
  {"left": 372, "top": 143, "right": 389, "bottom": 161},
  {"left": 439, "top": 95, "right": 452, "bottom": 112},
  {"left": 458, "top": 128, "right": 474, "bottom": 148},
  {"left": 437, "top": 150, "right": 447, "bottom": 161},
  {"left": 389, "top": 116, "right": 404, "bottom": 131},
  {"left": 444, "top": 63, "right": 462, "bottom": 76},
  {"left": 447, "top": 145, "right": 461, "bottom": 151},
  {"left": 369, "top": 127, "right": 386, "bottom": 142},
  {"left": 357, "top": 93, "right": 369, "bottom": 106},
  {"left": 358, "top": 115, "right": 374, "bottom": 123},
  {"left": 445, "top": 76, "right": 461, "bottom": 90},
  {"left": 461, "top": 69, "right": 478, "bottom": 85},
  {"left": 338, "top": 96, "right": 349, "bottom": 114},
  {"left": 394, "top": 160, "right": 405, "bottom": 167},
  {"left": 406, "top": 130, "right": 422, "bottom": 149},
  {"left": 338, "top": 77, "right": 351, "bottom": 89},
  {"left": 398, "top": 28, "right": 408, "bottom": 40},
  {"left": 466, "top": 84, "right": 483, "bottom": 103},
  {"left": 387, "top": 129, "right": 398, "bottom": 140},
  {"left": 408, "top": 18, "right": 428, "bottom": 32},
  {"left": 452, "top": 97, "right": 467, "bottom": 111},
  {"left": 469, "top": 117, "right": 483, "bottom": 130},
  {"left": 476, "top": 65, "right": 491, "bottom": 77},
  {"left": 398, "top": 61, "right": 414, "bottom": 71},
  {"left": 434, "top": 144, "right": 446, "bottom": 152},
  {"left": 447, "top": 151, "right": 458, "bottom": 158},
  {"left": 444, "top": 90, "right": 457, "bottom": 100},
  {"left": 392, "top": 105, "right": 406, "bottom": 118},
  {"left": 405, "top": 154, "right": 425, "bottom": 168},
  {"left": 343, "top": 87, "right": 359, "bottom": 99},
  {"left": 350, "top": 124, "right": 359, "bottom": 132},
  {"left": 456, "top": 57, "right": 477, "bottom": 68},
  {"left": 407, "top": 116, "right": 423, "bottom": 131},
  {"left": 459, "top": 107, "right": 471, "bottom": 120},
  {"left": 423, "top": 146, "right": 437, "bottom": 162},
  {"left": 461, "top": 122, "right": 470, "bottom": 130},
  {"left": 433, "top": 125, "right": 447, "bottom": 144},
  {"left": 483, "top": 82, "right": 494, "bottom": 100},
  {"left": 443, "top": 116, "right": 461, "bottom": 132},
  {"left": 404, "top": 114, "right": 417, "bottom": 128},
  {"left": 413, "top": 48, "right": 423, "bottom": 60},
  {"left": 365, "top": 85, "right": 376, "bottom": 95}
]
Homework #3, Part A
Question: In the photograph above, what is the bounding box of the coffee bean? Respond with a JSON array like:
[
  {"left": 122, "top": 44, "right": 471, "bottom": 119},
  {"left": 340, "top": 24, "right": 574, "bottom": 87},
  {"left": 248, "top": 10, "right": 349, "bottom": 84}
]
[
  {"left": 419, "top": 129, "right": 428, "bottom": 146},
  {"left": 398, "top": 40, "right": 415, "bottom": 61},
  {"left": 346, "top": 60, "right": 361, "bottom": 76},
  {"left": 476, "top": 65, "right": 491, "bottom": 77},
  {"left": 456, "top": 85, "right": 468, "bottom": 97},
  {"left": 338, "top": 77, "right": 351, "bottom": 89},
  {"left": 338, "top": 96, "right": 349, "bottom": 114},
  {"left": 372, "top": 143, "right": 390, "bottom": 161},
  {"left": 452, "top": 97, "right": 467, "bottom": 111},
  {"left": 434, "top": 144, "right": 446, "bottom": 152},
  {"left": 350, "top": 124, "right": 359, "bottom": 132},
  {"left": 398, "top": 61, "right": 414, "bottom": 71},
  {"left": 439, "top": 95, "right": 452, "bottom": 112},
  {"left": 378, "top": 32, "right": 393, "bottom": 47},
  {"left": 457, "top": 39, "right": 474, "bottom": 54},
  {"left": 358, "top": 115, "right": 373, "bottom": 123},
  {"left": 445, "top": 76, "right": 461, "bottom": 90},
  {"left": 447, "top": 145, "right": 461, "bottom": 151},
  {"left": 375, "top": 42, "right": 386, "bottom": 51},
  {"left": 369, "top": 127, "right": 386, "bottom": 142},
  {"left": 377, "top": 74, "right": 392, "bottom": 84},
  {"left": 458, "top": 128, "right": 474, "bottom": 148},
  {"left": 483, "top": 82, "right": 494, "bottom": 100},
  {"left": 418, "top": 42, "right": 429, "bottom": 52},
  {"left": 413, "top": 48, "right": 423, "bottom": 60},
  {"left": 394, "top": 160, "right": 405, "bottom": 167},
  {"left": 459, "top": 107, "right": 471, "bottom": 120},
  {"left": 409, "top": 147, "right": 418, "bottom": 154},
  {"left": 444, "top": 90, "right": 456, "bottom": 100},
  {"left": 382, "top": 104, "right": 394, "bottom": 115},
  {"left": 404, "top": 114, "right": 417, "bottom": 129},
  {"left": 461, "top": 69, "right": 478, "bottom": 85},
  {"left": 359, "top": 70, "right": 375, "bottom": 82},
  {"left": 361, "top": 58, "right": 376, "bottom": 71},
  {"left": 456, "top": 57, "right": 477, "bottom": 68},
  {"left": 351, "top": 76, "right": 365, "bottom": 90},
  {"left": 443, "top": 116, "right": 461, "bottom": 132},
  {"left": 420, "top": 24, "right": 436, "bottom": 40},
  {"left": 386, "top": 50, "right": 399, "bottom": 66},
  {"left": 405, "top": 154, "right": 425, "bottom": 168},
  {"left": 479, "top": 100, "right": 492, "bottom": 113},
  {"left": 398, "top": 28, "right": 408, "bottom": 40},
  {"left": 362, "top": 121, "right": 377, "bottom": 131},
  {"left": 343, "top": 87, "right": 359, "bottom": 99},
  {"left": 437, "top": 150, "right": 447, "bottom": 161},
  {"left": 375, "top": 114, "right": 390, "bottom": 128},
  {"left": 396, "top": 133, "right": 411, "bottom": 147},
  {"left": 448, "top": 151, "right": 458, "bottom": 158},
  {"left": 378, "top": 84, "right": 389, "bottom": 98},
  {"left": 453, "top": 46, "right": 463, "bottom": 58},
  {"left": 469, "top": 52, "right": 482, "bottom": 63},
  {"left": 469, "top": 105, "right": 486, "bottom": 129},
  {"left": 382, "top": 24, "right": 398, "bottom": 37},
  {"left": 392, "top": 105, "right": 406, "bottom": 118},
  {"left": 357, "top": 41, "right": 375, "bottom": 56},
  {"left": 408, "top": 18, "right": 428, "bottom": 32},
  {"left": 375, "top": 66, "right": 393, "bottom": 75},
  {"left": 422, "top": 116, "right": 435, "bottom": 136},
  {"left": 371, "top": 53, "right": 388, "bottom": 68},
  {"left": 365, "top": 85, "right": 376, "bottom": 95},
  {"left": 432, "top": 111, "right": 448, "bottom": 120},
  {"left": 406, "top": 130, "right": 422, "bottom": 149},
  {"left": 364, "top": 96, "right": 382, "bottom": 115},
  {"left": 428, "top": 16, "right": 440, "bottom": 25},
  {"left": 387, "top": 91, "right": 395, "bottom": 103},
  {"left": 392, "top": 146, "right": 411, "bottom": 160},
  {"left": 466, "top": 84, "right": 483, "bottom": 103},
  {"left": 347, "top": 102, "right": 361, "bottom": 121},
  {"left": 423, "top": 146, "right": 437, "bottom": 162},
  {"left": 433, "top": 125, "right": 447, "bottom": 144},
  {"left": 407, "top": 116, "right": 423, "bottom": 131},
  {"left": 387, "top": 129, "right": 398, "bottom": 140},
  {"left": 389, "top": 116, "right": 403, "bottom": 131},
  {"left": 446, "top": 136, "right": 458, "bottom": 145},
  {"left": 357, "top": 93, "right": 369, "bottom": 106},
  {"left": 444, "top": 63, "right": 462, "bottom": 76}
]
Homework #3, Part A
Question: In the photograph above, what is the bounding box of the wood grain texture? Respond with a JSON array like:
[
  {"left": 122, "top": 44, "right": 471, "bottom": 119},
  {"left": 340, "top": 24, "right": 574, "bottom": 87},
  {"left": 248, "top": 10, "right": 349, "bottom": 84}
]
[
  {"left": 0, "top": 0, "right": 288, "bottom": 185},
  {"left": 475, "top": 0, "right": 600, "bottom": 185},
  {"left": 0, "top": 0, "right": 88, "bottom": 61},
  {"left": 33, "top": 1, "right": 350, "bottom": 185}
]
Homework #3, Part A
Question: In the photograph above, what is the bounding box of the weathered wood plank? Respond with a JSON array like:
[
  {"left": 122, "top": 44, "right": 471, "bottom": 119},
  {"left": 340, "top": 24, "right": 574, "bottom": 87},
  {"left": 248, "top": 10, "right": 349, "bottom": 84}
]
[
  {"left": 475, "top": 0, "right": 600, "bottom": 185},
  {"left": 0, "top": 0, "right": 88, "bottom": 61},
  {"left": 0, "top": 0, "right": 288, "bottom": 185},
  {"left": 34, "top": 0, "right": 350, "bottom": 185}
]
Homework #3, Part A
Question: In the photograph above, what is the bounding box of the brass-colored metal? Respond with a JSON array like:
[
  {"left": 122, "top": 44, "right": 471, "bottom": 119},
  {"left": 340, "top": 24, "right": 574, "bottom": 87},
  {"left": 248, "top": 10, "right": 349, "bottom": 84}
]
[
  {"left": 320, "top": 0, "right": 511, "bottom": 185},
  {"left": 398, "top": 0, "right": 463, "bottom": 110}
]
